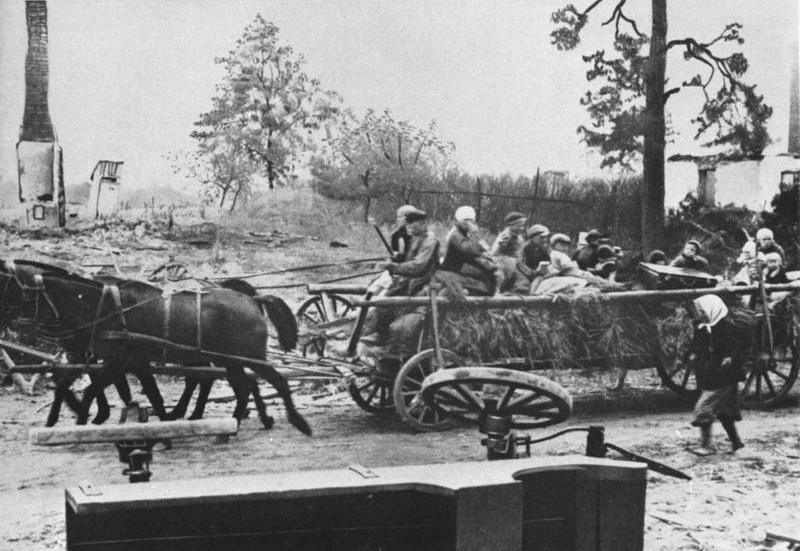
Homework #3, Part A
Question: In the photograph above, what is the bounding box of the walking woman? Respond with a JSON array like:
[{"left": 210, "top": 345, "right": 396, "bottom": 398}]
[{"left": 688, "top": 295, "right": 746, "bottom": 456}]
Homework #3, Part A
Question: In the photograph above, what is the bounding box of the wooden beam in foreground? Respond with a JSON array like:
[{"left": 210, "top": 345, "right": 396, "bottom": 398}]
[{"left": 30, "top": 418, "right": 238, "bottom": 446}]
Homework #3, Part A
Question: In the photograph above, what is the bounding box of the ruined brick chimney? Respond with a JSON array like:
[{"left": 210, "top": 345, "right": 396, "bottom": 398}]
[
  {"left": 20, "top": 1, "right": 54, "bottom": 142},
  {"left": 789, "top": 37, "right": 800, "bottom": 155},
  {"left": 16, "top": 0, "right": 65, "bottom": 227}
]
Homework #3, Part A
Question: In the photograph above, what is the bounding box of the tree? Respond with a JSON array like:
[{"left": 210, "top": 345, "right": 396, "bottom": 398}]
[
  {"left": 551, "top": 1, "right": 772, "bottom": 250},
  {"left": 311, "top": 109, "right": 455, "bottom": 221},
  {"left": 186, "top": 15, "right": 342, "bottom": 207}
]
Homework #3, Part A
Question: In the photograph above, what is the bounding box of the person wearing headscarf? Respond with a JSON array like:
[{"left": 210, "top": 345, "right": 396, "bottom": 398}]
[
  {"left": 438, "top": 206, "right": 497, "bottom": 296},
  {"left": 687, "top": 295, "right": 746, "bottom": 456},
  {"left": 670, "top": 239, "right": 711, "bottom": 273},
  {"left": 755, "top": 228, "right": 786, "bottom": 265}
]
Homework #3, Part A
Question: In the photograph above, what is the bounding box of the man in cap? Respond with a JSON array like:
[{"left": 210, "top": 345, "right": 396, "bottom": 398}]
[
  {"left": 755, "top": 228, "right": 786, "bottom": 264},
  {"left": 491, "top": 212, "right": 527, "bottom": 293},
  {"left": 670, "top": 239, "right": 711, "bottom": 273},
  {"left": 362, "top": 208, "right": 440, "bottom": 344},
  {"left": 438, "top": 205, "right": 497, "bottom": 295},
  {"left": 573, "top": 228, "right": 608, "bottom": 270},
  {"left": 390, "top": 205, "right": 417, "bottom": 262}
]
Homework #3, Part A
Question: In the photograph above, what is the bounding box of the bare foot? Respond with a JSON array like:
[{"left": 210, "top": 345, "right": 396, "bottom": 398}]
[{"left": 688, "top": 446, "right": 717, "bottom": 457}]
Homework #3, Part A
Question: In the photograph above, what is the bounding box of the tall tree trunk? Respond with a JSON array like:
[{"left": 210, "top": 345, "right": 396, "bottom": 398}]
[{"left": 641, "top": 0, "right": 668, "bottom": 251}]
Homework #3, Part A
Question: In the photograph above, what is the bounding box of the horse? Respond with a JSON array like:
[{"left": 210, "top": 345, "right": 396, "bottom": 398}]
[
  {"left": 29, "top": 272, "right": 311, "bottom": 435},
  {"left": 162, "top": 278, "right": 298, "bottom": 426},
  {"left": 0, "top": 259, "right": 133, "bottom": 425}
]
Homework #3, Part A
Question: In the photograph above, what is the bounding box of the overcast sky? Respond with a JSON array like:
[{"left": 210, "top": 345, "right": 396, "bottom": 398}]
[{"left": 0, "top": 0, "right": 797, "bottom": 190}]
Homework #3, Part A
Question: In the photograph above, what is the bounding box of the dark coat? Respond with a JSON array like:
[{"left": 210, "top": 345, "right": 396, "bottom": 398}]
[
  {"left": 390, "top": 226, "right": 413, "bottom": 262},
  {"left": 387, "top": 231, "right": 440, "bottom": 296},
  {"left": 670, "top": 254, "right": 711, "bottom": 273},
  {"left": 573, "top": 244, "right": 598, "bottom": 270},
  {"left": 522, "top": 240, "right": 549, "bottom": 271},
  {"left": 690, "top": 319, "right": 746, "bottom": 391}
]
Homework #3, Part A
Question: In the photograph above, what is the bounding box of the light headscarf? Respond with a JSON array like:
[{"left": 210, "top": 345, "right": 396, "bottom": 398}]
[
  {"left": 454, "top": 205, "right": 476, "bottom": 222},
  {"left": 693, "top": 295, "right": 728, "bottom": 332}
]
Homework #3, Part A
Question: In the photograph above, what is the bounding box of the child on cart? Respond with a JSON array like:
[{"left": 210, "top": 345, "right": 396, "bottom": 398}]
[{"left": 688, "top": 295, "right": 746, "bottom": 456}]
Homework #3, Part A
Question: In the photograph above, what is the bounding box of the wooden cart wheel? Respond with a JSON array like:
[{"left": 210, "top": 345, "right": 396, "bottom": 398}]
[
  {"left": 393, "top": 349, "right": 460, "bottom": 432},
  {"left": 655, "top": 354, "right": 699, "bottom": 398},
  {"left": 347, "top": 359, "right": 397, "bottom": 414},
  {"left": 421, "top": 367, "right": 572, "bottom": 429},
  {"left": 296, "top": 294, "right": 353, "bottom": 357},
  {"left": 740, "top": 321, "right": 799, "bottom": 408},
  {"left": 296, "top": 294, "right": 353, "bottom": 326}
]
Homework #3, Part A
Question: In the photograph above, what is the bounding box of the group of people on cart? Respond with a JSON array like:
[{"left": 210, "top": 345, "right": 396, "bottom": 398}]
[{"left": 356, "top": 203, "right": 796, "bottom": 346}]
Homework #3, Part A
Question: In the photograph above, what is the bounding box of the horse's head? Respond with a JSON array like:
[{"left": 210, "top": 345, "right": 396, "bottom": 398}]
[{"left": 34, "top": 273, "right": 105, "bottom": 333}]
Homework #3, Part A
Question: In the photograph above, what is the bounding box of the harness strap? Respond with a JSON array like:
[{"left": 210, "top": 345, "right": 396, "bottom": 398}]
[
  {"left": 162, "top": 293, "right": 173, "bottom": 363},
  {"left": 87, "top": 284, "right": 127, "bottom": 357},
  {"left": 33, "top": 274, "right": 60, "bottom": 322},
  {"left": 196, "top": 291, "right": 202, "bottom": 351}
]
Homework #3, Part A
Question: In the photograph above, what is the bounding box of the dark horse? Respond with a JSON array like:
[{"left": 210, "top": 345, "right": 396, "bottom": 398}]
[
  {"left": 0, "top": 259, "right": 132, "bottom": 425},
  {"left": 160, "top": 278, "right": 297, "bottom": 426},
  {"left": 32, "top": 272, "right": 311, "bottom": 435}
]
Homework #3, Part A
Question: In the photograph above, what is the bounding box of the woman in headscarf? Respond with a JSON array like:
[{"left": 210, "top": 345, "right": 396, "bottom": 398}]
[
  {"left": 437, "top": 205, "right": 497, "bottom": 296},
  {"left": 687, "top": 295, "right": 746, "bottom": 456}
]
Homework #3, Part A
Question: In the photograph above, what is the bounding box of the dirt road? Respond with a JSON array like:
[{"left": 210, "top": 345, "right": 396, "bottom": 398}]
[{"left": 2, "top": 377, "right": 798, "bottom": 551}]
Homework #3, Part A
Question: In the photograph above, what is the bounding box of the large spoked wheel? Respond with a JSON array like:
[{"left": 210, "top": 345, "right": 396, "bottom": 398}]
[
  {"left": 421, "top": 367, "right": 572, "bottom": 429},
  {"left": 740, "top": 322, "right": 799, "bottom": 409},
  {"left": 655, "top": 354, "right": 699, "bottom": 398},
  {"left": 296, "top": 294, "right": 353, "bottom": 357},
  {"left": 296, "top": 294, "right": 353, "bottom": 325},
  {"left": 393, "top": 349, "right": 460, "bottom": 432},
  {"left": 347, "top": 359, "right": 398, "bottom": 414}
]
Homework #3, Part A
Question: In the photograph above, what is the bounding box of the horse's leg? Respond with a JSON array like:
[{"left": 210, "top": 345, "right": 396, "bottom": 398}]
[
  {"left": 89, "top": 375, "right": 111, "bottom": 425},
  {"left": 187, "top": 379, "right": 212, "bottom": 420},
  {"left": 135, "top": 368, "right": 168, "bottom": 421},
  {"left": 76, "top": 371, "right": 113, "bottom": 425},
  {"left": 164, "top": 377, "right": 199, "bottom": 421},
  {"left": 113, "top": 372, "right": 132, "bottom": 405},
  {"left": 249, "top": 376, "right": 274, "bottom": 430},
  {"left": 46, "top": 372, "right": 79, "bottom": 427},
  {"left": 249, "top": 365, "right": 310, "bottom": 435},
  {"left": 226, "top": 366, "right": 252, "bottom": 426}
]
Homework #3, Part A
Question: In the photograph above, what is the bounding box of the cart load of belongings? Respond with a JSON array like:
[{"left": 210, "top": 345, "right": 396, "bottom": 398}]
[{"left": 368, "top": 263, "right": 796, "bottom": 371}]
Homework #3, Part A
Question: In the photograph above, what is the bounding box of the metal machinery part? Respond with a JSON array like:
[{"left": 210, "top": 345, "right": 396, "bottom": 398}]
[{"left": 422, "top": 366, "right": 690, "bottom": 479}]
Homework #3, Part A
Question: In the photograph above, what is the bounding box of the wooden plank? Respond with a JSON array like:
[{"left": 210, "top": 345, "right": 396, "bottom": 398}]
[
  {"left": 0, "top": 338, "right": 59, "bottom": 360},
  {"left": 307, "top": 283, "right": 368, "bottom": 295},
  {"left": 30, "top": 418, "right": 238, "bottom": 446},
  {"left": 352, "top": 283, "right": 800, "bottom": 309}
]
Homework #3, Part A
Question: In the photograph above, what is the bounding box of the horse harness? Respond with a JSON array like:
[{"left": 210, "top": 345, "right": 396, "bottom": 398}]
[{"left": 162, "top": 290, "right": 206, "bottom": 354}]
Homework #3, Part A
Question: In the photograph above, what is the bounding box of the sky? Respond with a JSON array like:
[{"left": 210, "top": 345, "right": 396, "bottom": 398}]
[{"left": 0, "top": 0, "right": 798, "bottom": 191}]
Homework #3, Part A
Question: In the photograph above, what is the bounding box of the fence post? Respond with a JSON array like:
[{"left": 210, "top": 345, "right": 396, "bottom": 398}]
[
  {"left": 475, "top": 177, "right": 483, "bottom": 223},
  {"left": 527, "top": 167, "right": 540, "bottom": 222}
]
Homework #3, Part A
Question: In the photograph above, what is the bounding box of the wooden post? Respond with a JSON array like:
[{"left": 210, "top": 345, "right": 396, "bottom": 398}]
[
  {"left": 475, "top": 178, "right": 483, "bottom": 223},
  {"left": 528, "top": 167, "right": 540, "bottom": 223}
]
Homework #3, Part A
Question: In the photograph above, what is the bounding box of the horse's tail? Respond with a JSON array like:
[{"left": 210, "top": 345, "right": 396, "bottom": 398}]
[{"left": 253, "top": 295, "right": 298, "bottom": 351}]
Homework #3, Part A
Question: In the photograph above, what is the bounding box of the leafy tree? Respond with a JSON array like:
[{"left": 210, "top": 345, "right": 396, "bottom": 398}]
[
  {"left": 551, "top": 1, "right": 772, "bottom": 250},
  {"left": 168, "top": 147, "right": 260, "bottom": 211},
  {"left": 311, "top": 109, "right": 455, "bottom": 221},
  {"left": 184, "top": 15, "right": 342, "bottom": 208}
]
